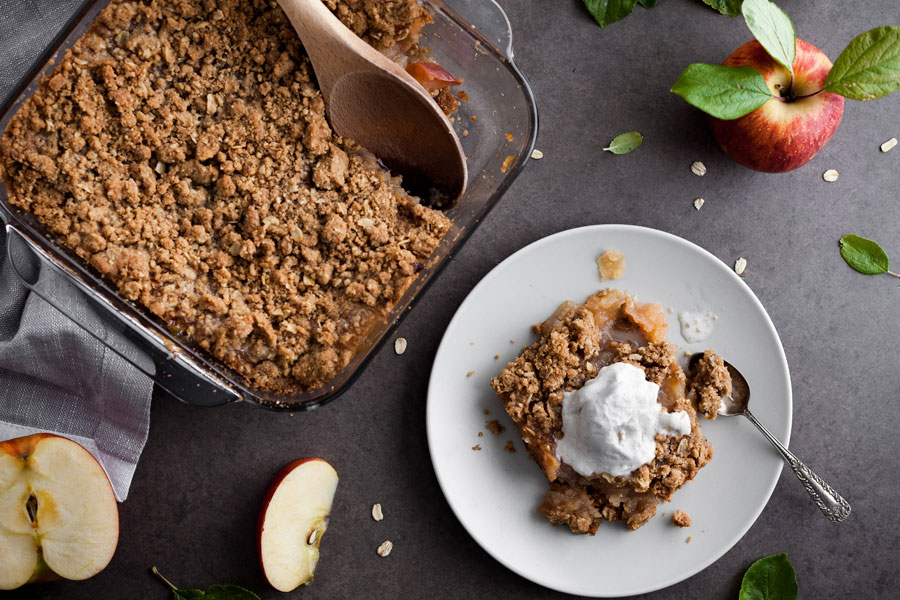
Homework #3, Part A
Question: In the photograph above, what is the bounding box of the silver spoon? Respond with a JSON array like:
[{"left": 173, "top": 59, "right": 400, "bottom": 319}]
[{"left": 689, "top": 353, "right": 850, "bottom": 522}]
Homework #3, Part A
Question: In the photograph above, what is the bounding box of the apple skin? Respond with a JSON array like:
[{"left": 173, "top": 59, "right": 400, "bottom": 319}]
[
  {"left": 406, "top": 61, "right": 462, "bottom": 93},
  {"left": 709, "top": 38, "right": 844, "bottom": 173}
]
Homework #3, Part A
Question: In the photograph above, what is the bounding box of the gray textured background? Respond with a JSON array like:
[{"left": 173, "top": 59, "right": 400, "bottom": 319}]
[{"left": 2, "top": 0, "right": 899, "bottom": 598}]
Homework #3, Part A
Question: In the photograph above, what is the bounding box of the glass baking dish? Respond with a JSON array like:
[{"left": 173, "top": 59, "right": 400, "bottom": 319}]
[{"left": 0, "top": 0, "right": 538, "bottom": 410}]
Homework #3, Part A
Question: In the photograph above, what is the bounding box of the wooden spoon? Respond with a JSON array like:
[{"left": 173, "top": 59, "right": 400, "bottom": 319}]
[{"left": 277, "top": 0, "right": 467, "bottom": 207}]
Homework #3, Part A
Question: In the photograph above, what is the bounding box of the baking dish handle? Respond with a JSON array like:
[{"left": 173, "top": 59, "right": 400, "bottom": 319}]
[
  {"left": 429, "top": 0, "right": 519, "bottom": 60},
  {"left": 5, "top": 224, "right": 241, "bottom": 406}
]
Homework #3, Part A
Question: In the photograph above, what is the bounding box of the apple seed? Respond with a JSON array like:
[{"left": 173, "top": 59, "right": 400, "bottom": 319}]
[
  {"left": 823, "top": 169, "right": 839, "bottom": 182},
  {"left": 377, "top": 540, "right": 393, "bottom": 557},
  {"left": 307, "top": 528, "right": 319, "bottom": 546},
  {"left": 880, "top": 138, "right": 897, "bottom": 153}
]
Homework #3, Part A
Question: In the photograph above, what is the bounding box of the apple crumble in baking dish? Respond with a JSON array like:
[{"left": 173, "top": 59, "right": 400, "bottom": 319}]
[{"left": 0, "top": 0, "right": 459, "bottom": 393}]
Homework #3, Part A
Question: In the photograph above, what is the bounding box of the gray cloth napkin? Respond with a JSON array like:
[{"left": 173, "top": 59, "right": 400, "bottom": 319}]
[
  {"left": 0, "top": 228, "right": 153, "bottom": 501},
  {"left": 1, "top": 0, "right": 153, "bottom": 501}
]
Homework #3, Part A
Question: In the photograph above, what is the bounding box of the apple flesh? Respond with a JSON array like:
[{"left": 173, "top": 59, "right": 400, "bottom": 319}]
[
  {"left": 0, "top": 434, "right": 119, "bottom": 590},
  {"left": 709, "top": 38, "right": 844, "bottom": 173},
  {"left": 257, "top": 458, "right": 338, "bottom": 592}
]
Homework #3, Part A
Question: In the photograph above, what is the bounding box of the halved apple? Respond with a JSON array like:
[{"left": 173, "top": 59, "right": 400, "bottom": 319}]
[
  {"left": 0, "top": 433, "right": 119, "bottom": 590},
  {"left": 257, "top": 458, "right": 339, "bottom": 592}
]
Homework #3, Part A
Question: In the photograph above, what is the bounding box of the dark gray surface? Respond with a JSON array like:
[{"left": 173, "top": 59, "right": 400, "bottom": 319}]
[{"left": 2, "top": 0, "right": 899, "bottom": 598}]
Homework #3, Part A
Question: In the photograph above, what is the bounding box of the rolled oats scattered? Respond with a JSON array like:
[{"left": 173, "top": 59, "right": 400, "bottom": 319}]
[
  {"left": 690, "top": 161, "right": 707, "bottom": 176},
  {"left": 693, "top": 197, "right": 704, "bottom": 210},
  {"left": 372, "top": 503, "right": 384, "bottom": 522},
  {"left": 531, "top": 149, "right": 544, "bottom": 160},
  {"left": 733, "top": 257, "right": 747, "bottom": 276},
  {"left": 376, "top": 540, "right": 393, "bottom": 557},
  {"left": 881, "top": 137, "right": 897, "bottom": 152},
  {"left": 823, "top": 169, "right": 839, "bottom": 182},
  {"left": 394, "top": 337, "right": 407, "bottom": 355}
]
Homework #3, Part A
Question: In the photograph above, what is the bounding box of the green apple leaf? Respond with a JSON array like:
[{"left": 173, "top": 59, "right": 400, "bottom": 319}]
[
  {"left": 671, "top": 63, "right": 772, "bottom": 119},
  {"left": 153, "top": 567, "right": 260, "bottom": 600},
  {"left": 603, "top": 131, "right": 643, "bottom": 154},
  {"left": 824, "top": 26, "right": 900, "bottom": 100},
  {"left": 741, "top": 0, "right": 796, "bottom": 78},
  {"left": 638, "top": 0, "right": 661, "bottom": 7},
  {"left": 739, "top": 554, "right": 798, "bottom": 600},
  {"left": 582, "top": 0, "right": 639, "bottom": 27},
  {"left": 839, "top": 234, "right": 890, "bottom": 275},
  {"left": 701, "top": 0, "right": 743, "bottom": 17}
]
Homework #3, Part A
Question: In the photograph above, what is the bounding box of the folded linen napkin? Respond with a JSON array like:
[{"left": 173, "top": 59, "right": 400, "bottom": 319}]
[
  {"left": 0, "top": 1, "right": 154, "bottom": 502},
  {"left": 0, "top": 226, "right": 153, "bottom": 501}
]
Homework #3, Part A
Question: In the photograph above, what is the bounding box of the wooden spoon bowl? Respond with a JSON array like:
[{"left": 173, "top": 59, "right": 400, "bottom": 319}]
[{"left": 278, "top": 0, "right": 468, "bottom": 207}]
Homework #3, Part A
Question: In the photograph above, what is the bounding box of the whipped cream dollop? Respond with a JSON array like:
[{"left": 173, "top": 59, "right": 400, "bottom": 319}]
[{"left": 556, "top": 362, "right": 691, "bottom": 478}]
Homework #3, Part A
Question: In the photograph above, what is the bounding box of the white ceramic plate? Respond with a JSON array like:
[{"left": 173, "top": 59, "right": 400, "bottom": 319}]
[{"left": 426, "top": 225, "right": 791, "bottom": 597}]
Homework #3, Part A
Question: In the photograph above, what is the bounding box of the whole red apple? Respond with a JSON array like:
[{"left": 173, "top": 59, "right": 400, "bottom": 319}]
[{"left": 709, "top": 38, "right": 844, "bottom": 173}]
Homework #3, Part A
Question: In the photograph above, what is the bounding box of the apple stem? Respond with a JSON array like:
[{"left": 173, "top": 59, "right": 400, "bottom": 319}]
[
  {"left": 152, "top": 566, "right": 178, "bottom": 592},
  {"left": 887, "top": 271, "right": 900, "bottom": 279}
]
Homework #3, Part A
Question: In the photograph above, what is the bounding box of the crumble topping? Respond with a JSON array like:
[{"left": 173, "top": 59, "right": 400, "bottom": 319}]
[
  {"left": 491, "top": 289, "right": 731, "bottom": 534},
  {"left": 0, "top": 0, "right": 451, "bottom": 394},
  {"left": 688, "top": 350, "right": 732, "bottom": 420},
  {"left": 672, "top": 509, "right": 692, "bottom": 527}
]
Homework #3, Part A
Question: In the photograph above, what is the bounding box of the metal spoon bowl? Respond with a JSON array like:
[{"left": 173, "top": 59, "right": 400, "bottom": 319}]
[{"left": 688, "top": 353, "right": 850, "bottom": 522}]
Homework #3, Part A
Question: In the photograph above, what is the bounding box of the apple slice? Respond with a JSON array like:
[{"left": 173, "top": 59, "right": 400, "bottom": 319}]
[
  {"left": 0, "top": 433, "right": 119, "bottom": 590},
  {"left": 257, "top": 458, "right": 339, "bottom": 592},
  {"left": 406, "top": 61, "right": 462, "bottom": 93}
]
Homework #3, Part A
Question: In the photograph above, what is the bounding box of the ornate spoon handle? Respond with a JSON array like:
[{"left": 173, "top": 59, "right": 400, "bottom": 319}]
[{"left": 743, "top": 409, "right": 851, "bottom": 522}]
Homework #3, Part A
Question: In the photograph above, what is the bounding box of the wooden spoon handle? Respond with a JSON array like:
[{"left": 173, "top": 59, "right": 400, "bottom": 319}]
[{"left": 277, "top": 0, "right": 399, "bottom": 98}]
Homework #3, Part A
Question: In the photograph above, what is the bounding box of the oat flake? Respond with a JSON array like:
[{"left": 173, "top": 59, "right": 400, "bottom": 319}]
[
  {"left": 881, "top": 137, "right": 897, "bottom": 152},
  {"left": 693, "top": 198, "right": 704, "bottom": 210},
  {"left": 531, "top": 149, "right": 544, "bottom": 160},
  {"left": 377, "top": 540, "right": 393, "bottom": 557},
  {"left": 733, "top": 257, "right": 747, "bottom": 276},
  {"left": 823, "top": 169, "right": 839, "bottom": 182},
  {"left": 372, "top": 503, "right": 384, "bottom": 522},
  {"left": 691, "top": 161, "right": 707, "bottom": 176},
  {"left": 394, "top": 337, "right": 407, "bottom": 355}
]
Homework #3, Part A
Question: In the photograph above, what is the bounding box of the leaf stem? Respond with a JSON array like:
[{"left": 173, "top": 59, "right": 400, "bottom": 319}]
[
  {"left": 152, "top": 566, "right": 178, "bottom": 592},
  {"left": 772, "top": 88, "right": 824, "bottom": 102},
  {"left": 793, "top": 89, "right": 824, "bottom": 100},
  {"left": 887, "top": 271, "right": 900, "bottom": 279}
]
